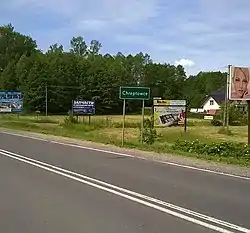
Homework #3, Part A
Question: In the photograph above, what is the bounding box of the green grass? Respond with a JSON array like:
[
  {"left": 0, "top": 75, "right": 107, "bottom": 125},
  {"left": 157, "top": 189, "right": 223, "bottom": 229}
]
[{"left": 0, "top": 114, "right": 249, "bottom": 167}]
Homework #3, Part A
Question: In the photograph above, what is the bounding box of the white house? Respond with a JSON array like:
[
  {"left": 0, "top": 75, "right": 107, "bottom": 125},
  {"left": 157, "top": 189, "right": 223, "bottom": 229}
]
[
  {"left": 189, "top": 89, "right": 225, "bottom": 115},
  {"left": 201, "top": 96, "right": 221, "bottom": 114},
  {"left": 190, "top": 89, "right": 225, "bottom": 115},
  {"left": 192, "top": 88, "right": 247, "bottom": 115}
]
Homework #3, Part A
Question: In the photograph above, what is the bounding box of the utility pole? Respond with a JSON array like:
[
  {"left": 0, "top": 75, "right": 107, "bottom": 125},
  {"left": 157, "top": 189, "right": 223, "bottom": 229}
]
[
  {"left": 226, "top": 65, "right": 231, "bottom": 131},
  {"left": 45, "top": 85, "right": 48, "bottom": 116},
  {"left": 223, "top": 88, "right": 227, "bottom": 127}
]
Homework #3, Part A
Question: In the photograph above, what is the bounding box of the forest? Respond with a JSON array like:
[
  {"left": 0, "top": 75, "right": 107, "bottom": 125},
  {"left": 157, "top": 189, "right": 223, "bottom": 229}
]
[{"left": 0, "top": 23, "right": 227, "bottom": 114}]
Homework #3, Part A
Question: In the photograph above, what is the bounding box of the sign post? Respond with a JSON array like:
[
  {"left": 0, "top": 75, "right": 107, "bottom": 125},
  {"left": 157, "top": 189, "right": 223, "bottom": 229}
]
[
  {"left": 248, "top": 101, "right": 250, "bottom": 145},
  {"left": 119, "top": 86, "right": 150, "bottom": 146},
  {"left": 122, "top": 99, "right": 126, "bottom": 146},
  {"left": 226, "top": 65, "right": 231, "bottom": 132},
  {"left": 141, "top": 99, "right": 145, "bottom": 143},
  {"left": 228, "top": 65, "right": 250, "bottom": 145},
  {"left": 72, "top": 100, "right": 95, "bottom": 122}
]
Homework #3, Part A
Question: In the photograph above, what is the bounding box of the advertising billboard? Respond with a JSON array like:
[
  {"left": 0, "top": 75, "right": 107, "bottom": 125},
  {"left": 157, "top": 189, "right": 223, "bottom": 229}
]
[
  {"left": 153, "top": 99, "right": 186, "bottom": 127},
  {"left": 0, "top": 91, "right": 23, "bottom": 113},
  {"left": 72, "top": 100, "right": 95, "bottom": 115},
  {"left": 229, "top": 66, "right": 250, "bottom": 100}
]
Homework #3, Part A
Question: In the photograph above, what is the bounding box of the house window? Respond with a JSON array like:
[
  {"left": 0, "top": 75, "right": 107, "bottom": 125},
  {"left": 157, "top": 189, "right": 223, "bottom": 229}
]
[{"left": 210, "top": 100, "right": 214, "bottom": 105}]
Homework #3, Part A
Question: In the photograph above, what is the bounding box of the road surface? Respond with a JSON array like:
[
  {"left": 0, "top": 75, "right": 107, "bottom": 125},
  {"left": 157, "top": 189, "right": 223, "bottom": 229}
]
[{"left": 0, "top": 131, "right": 249, "bottom": 233}]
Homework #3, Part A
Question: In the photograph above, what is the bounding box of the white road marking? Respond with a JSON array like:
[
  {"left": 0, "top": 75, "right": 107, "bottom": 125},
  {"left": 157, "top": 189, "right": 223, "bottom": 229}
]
[
  {"left": 0, "top": 149, "right": 249, "bottom": 233},
  {"left": 1, "top": 130, "right": 250, "bottom": 181}
]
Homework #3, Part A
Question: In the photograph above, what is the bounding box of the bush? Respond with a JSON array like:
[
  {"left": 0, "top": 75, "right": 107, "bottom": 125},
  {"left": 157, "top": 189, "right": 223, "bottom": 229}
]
[
  {"left": 140, "top": 116, "right": 157, "bottom": 145},
  {"left": 211, "top": 119, "right": 223, "bottom": 126},
  {"left": 219, "top": 102, "right": 248, "bottom": 126},
  {"left": 188, "top": 113, "right": 205, "bottom": 119},
  {"left": 63, "top": 114, "right": 78, "bottom": 125},
  {"left": 172, "top": 139, "right": 250, "bottom": 159}
]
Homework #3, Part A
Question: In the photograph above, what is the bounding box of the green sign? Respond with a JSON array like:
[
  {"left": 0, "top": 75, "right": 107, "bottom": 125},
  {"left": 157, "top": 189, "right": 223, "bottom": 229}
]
[{"left": 119, "top": 86, "right": 150, "bottom": 100}]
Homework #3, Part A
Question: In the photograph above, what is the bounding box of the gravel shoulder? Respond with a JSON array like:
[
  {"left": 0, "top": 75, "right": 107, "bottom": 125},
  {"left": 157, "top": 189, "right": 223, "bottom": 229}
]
[{"left": 1, "top": 127, "right": 250, "bottom": 178}]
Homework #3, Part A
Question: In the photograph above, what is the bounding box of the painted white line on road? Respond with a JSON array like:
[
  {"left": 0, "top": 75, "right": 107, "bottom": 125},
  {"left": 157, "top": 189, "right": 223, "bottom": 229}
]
[
  {"left": 1, "top": 130, "right": 250, "bottom": 181},
  {"left": 0, "top": 149, "right": 249, "bottom": 233}
]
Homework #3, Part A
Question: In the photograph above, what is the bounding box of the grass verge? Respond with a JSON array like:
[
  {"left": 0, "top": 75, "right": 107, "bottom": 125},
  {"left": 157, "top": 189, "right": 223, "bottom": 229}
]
[{"left": 0, "top": 114, "right": 249, "bottom": 167}]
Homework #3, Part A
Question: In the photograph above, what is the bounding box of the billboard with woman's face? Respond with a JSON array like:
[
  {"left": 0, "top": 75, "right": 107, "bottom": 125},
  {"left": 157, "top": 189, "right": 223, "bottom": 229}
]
[{"left": 229, "top": 66, "right": 250, "bottom": 100}]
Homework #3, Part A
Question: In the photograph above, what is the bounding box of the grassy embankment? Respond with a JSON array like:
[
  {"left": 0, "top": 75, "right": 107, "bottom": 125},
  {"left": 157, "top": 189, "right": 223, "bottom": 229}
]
[{"left": 0, "top": 114, "right": 249, "bottom": 166}]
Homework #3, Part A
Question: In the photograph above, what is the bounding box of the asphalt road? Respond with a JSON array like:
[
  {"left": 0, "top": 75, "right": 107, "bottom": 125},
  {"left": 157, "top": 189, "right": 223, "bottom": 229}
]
[{"left": 0, "top": 131, "right": 249, "bottom": 233}]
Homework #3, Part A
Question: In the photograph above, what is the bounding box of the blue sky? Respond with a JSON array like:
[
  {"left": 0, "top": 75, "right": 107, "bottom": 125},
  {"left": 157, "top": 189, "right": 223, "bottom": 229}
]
[{"left": 1, "top": 0, "right": 250, "bottom": 75}]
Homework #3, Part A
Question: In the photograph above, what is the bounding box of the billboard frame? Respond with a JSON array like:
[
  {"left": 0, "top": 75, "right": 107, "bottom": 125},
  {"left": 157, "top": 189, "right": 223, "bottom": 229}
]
[
  {"left": 153, "top": 99, "right": 187, "bottom": 132},
  {"left": 228, "top": 65, "right": 250, "bottom": 101},
  {"left": 0, "top": 91, "right": 23, "bottom": 113}
]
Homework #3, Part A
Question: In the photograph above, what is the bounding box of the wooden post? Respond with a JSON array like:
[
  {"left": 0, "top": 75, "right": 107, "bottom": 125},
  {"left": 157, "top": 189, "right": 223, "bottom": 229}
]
[
  {"left": 122, "top": 99, "right": 126, "bottom": 146},
  {"left": 248, "top": 101, "right": 250, "bottom": 145},
  {"left": 141, "top": 99, "right": 145, "bottom": 143}
]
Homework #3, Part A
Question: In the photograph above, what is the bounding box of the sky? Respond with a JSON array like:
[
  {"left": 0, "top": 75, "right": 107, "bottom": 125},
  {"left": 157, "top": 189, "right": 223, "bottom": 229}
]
[{"left": 1, "top": 0, "right": 250, "bottom": 75}]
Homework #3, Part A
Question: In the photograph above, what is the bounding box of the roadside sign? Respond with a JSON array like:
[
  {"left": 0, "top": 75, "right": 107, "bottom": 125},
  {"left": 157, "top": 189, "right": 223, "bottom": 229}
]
[
  {"left": 72, "top": 100, "right": 95, "bottom": 115},
  {"left": 0, "top": 91, "right": 23, "bottom": 113},
  {"left": 119, "top": 86, "right": 150, "bottom": 146},
  {"left": 153, "top": 99, "right": 186, "bottom": 106},
  {"left": 119, "top": 86, "right": 150, "bottom": 100},
  {"left": 153, "top": 99, "right": 187, "bottom": 132}
]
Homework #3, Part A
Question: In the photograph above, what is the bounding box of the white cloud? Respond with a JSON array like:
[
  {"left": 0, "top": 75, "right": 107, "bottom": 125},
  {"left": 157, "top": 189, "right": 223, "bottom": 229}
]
[{"left": 174, "top": 59, "right": 195, "bottom": 68}]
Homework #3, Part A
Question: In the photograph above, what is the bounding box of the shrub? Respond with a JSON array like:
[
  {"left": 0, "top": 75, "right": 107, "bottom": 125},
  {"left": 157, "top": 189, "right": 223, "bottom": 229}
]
[
  {"left": 188, "top": 113, "right": 205, "bottom": 119},
  {"left": 172, "top": 139, "right": 250, "bottom": 159},
  {"left": 211, "top": 119, "right": 223, "bottom": 126},
  {"left": 219, "top": 102, "right": 248, "bottom": 126},
  {"left": 140, "top": 116, "right": 157, "bottom": 145},
  {"left": 63, "top": 114, "right": 78, "bottom": 125}
]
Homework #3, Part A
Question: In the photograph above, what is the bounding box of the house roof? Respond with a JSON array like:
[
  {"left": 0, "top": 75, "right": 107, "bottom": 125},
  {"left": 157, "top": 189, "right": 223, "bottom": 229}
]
[
  {"left": 201, "top": 87, "right": 248, "bottom": 107},
  {"left": 201, "top": 87, "right": 226, "bottom": 107},
  {"left": 209, "top": 88, "right": 226, "bottom": 104}
]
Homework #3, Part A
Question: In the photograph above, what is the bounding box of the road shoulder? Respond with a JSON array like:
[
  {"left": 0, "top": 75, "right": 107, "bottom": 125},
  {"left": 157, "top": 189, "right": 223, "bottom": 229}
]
[{"left": 1, "top": 127, "right": 250, "bottom": 178}]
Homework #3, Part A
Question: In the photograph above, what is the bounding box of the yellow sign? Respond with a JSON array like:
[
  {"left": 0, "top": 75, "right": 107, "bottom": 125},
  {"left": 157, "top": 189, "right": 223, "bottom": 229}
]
[
  {"left": 153, "top": 99, "right": 170, "bottom": 106},
  {"left": 153, "top": 99, "right": 186, "bottom": 127},
  {"left": 153, "top": 99, "right": 186, "bottom": 106}
]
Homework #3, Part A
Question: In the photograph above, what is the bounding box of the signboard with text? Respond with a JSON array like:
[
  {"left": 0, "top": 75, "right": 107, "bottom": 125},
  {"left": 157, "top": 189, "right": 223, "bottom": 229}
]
[
  {"left": 119, "top": 86, "right": 150, "bottom": 100},
  {"left": 0, "top": 91, "right": 23, "bottom": 113},
  {"left": 153, "top": 99, "right": 186, "bottom": 127},
  {"left": 72, "top": 100, "right": 95, "bottom": 115}
]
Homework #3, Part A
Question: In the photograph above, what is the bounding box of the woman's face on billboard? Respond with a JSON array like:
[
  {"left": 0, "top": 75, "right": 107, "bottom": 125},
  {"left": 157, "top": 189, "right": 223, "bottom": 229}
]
[{"left": 234, "top": 68, "right": 249, "bottom": 97}]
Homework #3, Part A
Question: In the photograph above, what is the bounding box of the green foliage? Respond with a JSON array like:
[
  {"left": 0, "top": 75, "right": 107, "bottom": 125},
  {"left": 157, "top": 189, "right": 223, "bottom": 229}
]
[
  {"left": 184, "top": 72, "right": 227, "bottom": 108},
  {"left": 219, "top": 102, "right": 248, "bottom": 126},
  {"left": 172, "top": 139, "right": 250, "bottom": 159},
  {"left": 63, "top": 114, "right": 78, "bottom": 125},
  {"left": 0, "top": 23, "right": 228, "bottom": 117},
  {"left": 211, "top": 119, "right": 223, "bottom": 126},
  {"left": 188, "top": 113, "right": 205, "bottom": 119},
  {"left": 140, "top": 116, "right": 157, "bottom": 145}
]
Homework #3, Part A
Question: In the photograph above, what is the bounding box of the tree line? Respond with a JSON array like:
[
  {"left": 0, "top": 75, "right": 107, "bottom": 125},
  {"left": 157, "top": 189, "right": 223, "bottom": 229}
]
[{"left": 0, "top": 23, "right": 227, "bottom": 114}]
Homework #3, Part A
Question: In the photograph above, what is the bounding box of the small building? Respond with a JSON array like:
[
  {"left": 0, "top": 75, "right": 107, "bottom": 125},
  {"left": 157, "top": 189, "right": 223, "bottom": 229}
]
[
  {"left": 201, "top": 89, "right": 225, "bottom": 115},
  {"left": 199, "top": 88, "right": 247, "bottom": 115}
]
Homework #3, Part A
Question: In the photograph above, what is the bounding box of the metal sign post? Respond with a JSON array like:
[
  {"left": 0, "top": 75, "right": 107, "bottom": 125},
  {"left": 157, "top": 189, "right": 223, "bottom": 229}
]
[{"left": 119, "top": 86, "right": 150, "bottom": 146}]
